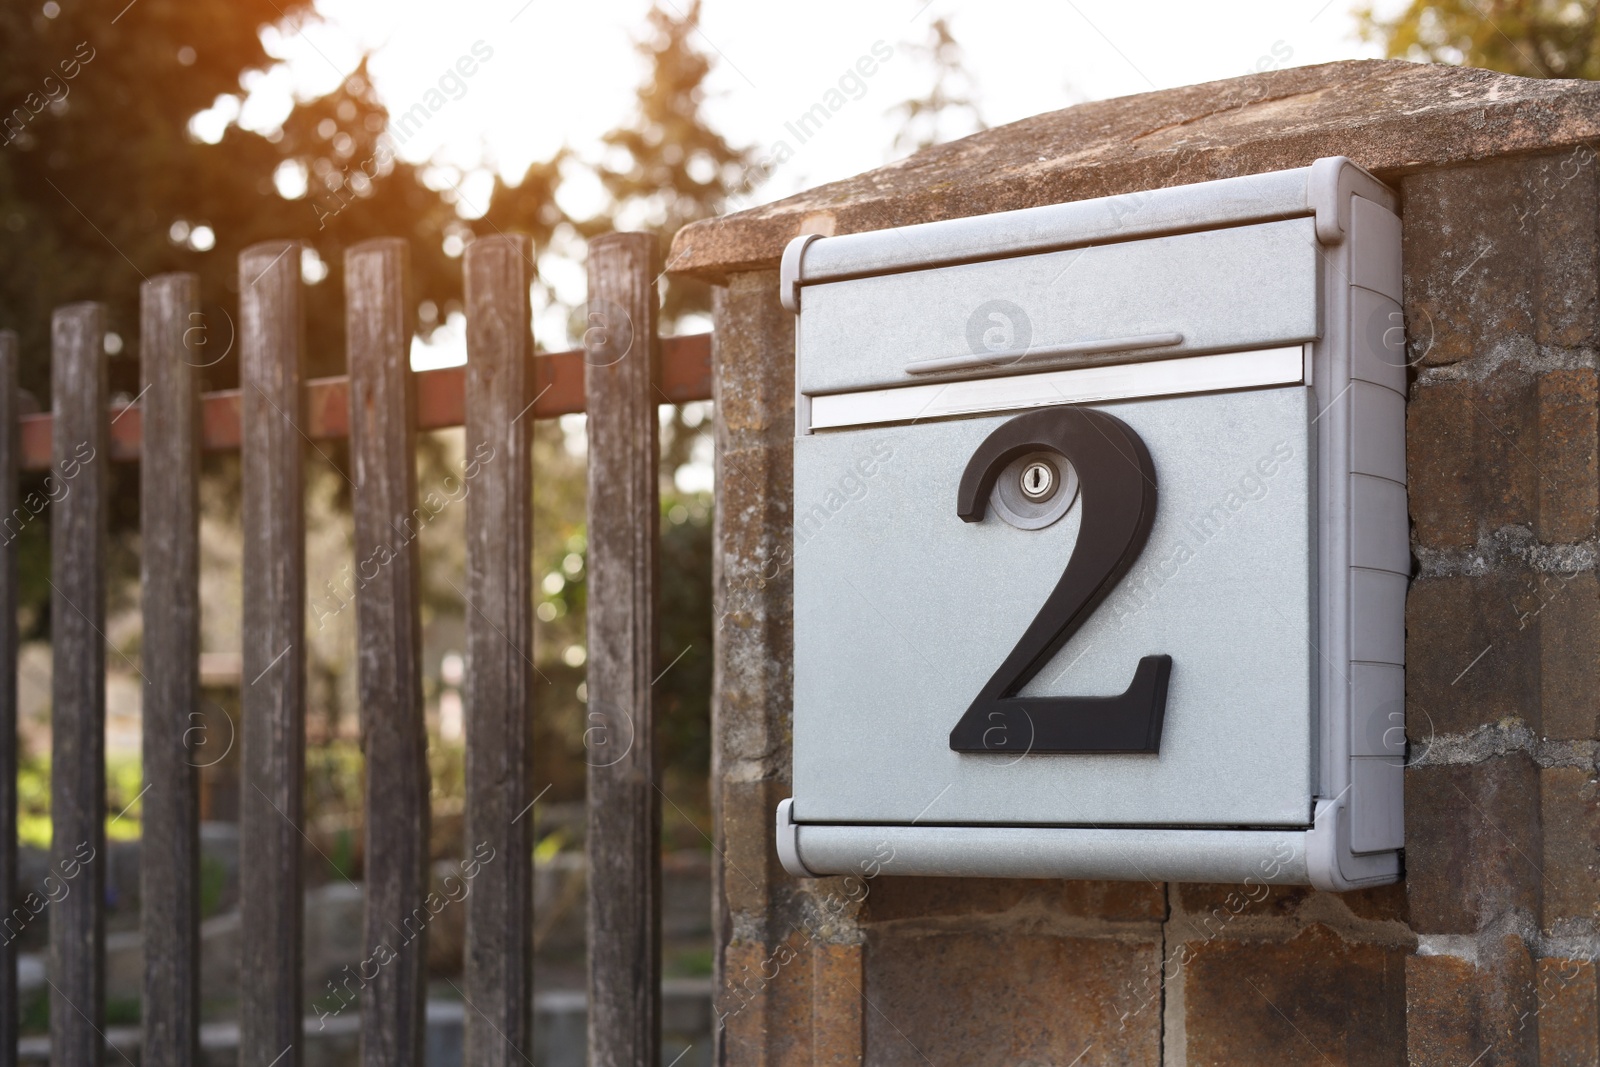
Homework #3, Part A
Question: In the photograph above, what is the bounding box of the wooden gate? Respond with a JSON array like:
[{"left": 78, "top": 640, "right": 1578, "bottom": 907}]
[{"left": 0, "top": 232, "right": 708, "bottom": 1066}]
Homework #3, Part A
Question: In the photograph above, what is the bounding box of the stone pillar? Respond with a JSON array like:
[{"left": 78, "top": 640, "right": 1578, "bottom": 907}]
[
  {"left": 681, "top": 61, "right": 1600, "bottom": 1066},
  {"left": 711, "top": 270, "right": 870, "bottom": 1063},
  {"left": 1401, "top": 149, "right": 1600, "bottom": 1067}
]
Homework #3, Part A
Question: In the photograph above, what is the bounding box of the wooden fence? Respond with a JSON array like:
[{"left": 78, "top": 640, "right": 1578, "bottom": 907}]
[{"left": 0, "top": 232, "right": 709, "bottom": 1066}]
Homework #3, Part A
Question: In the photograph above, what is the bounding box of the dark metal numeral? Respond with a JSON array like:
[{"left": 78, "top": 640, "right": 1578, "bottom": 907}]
[{"left": 948, "top": 405, "right": 1172, "bottom": 755}]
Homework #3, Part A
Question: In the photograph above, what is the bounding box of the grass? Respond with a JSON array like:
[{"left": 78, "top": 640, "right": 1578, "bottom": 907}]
[{"left": 16, "top": 752, "right": 146, "bottom": 849}]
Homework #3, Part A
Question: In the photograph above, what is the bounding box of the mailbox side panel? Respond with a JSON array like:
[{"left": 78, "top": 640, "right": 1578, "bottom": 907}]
[{"left": 792, "top": 386, "right": 1316, "bottom": 828}]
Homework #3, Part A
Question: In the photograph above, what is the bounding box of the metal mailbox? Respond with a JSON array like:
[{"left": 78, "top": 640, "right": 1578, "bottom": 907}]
[{"left": 775, "top": 157, "right": 1406, "bottom": 891}]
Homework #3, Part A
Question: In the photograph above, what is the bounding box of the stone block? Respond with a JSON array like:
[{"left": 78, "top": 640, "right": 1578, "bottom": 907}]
[
  {"left": 812, "top": 942, "right": 864, "bottom": 1065},
  {"left": 1406, "top": 572, "right": 1540, "bottom": 737},
  {"left": 1538, "top": 570, "right": 1600, "bottom": 741},
  {"left": 1537, "top": 958, "right": 1599, "bottom": 1067},
  {"left": 1182, "top": 925, "right": 1406, "bottom": 1065},
  {"left": 1402, "top": 154, "right": 1599, "bottom": 368},
  {"left": 1406, "top": 756, "right": 1540, "bottom": 934},
  {"left": 863, "top": 928, "right": 1161, "bottom": 1065},
  {"left": 719, "top": 936, "right": 815, "bottom": 1065},
  {"left": 720, "top": 776, "right": 785, "bottom": 923},
  {"left": 1535, "top": 370, "right": 1599, "bottom": 544},
  {"left": 1539, "top": 766, "right": 1600, "bottom": 933},
  {"left": 1408, "top": 376, "right": 1536, "bottom": 549},
  {"left": 1406, "top": 954, "right": 1482, "bottom": 1065},
  {"left": 862, "top": 877, "right": 1164, "bottom": 925}
]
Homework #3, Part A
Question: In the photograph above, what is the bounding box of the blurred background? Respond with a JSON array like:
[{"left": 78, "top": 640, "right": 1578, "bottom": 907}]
[{"left": 1, "top": 0, "right": 1592, "bottom": 1062}]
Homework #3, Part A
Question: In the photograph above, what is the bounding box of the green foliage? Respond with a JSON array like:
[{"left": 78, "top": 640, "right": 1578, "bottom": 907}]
[
  {"left": 106, "top": 996, "right": 141, "bottom": 1026},
  {"left": 199, "top": 851, "right": 229, "bottom": 918},
  {"left": 0, "top": 0, "right": 465, "bottom": 398},
  {"left": 1357, "top": 0, "right": 1600, "bottom": 79},
  {"left": 666, "top": 944, "right": 714, "bottom": 978},
  {"left": 533, "top": 828, "right": 567, "bottom": 863},
  {"left": 325, "top": 824, "right": 358, "bottom": 883},
  {"left": 106, "top": 753, "right": 143, "bottom": 841},
  {"left": 14, "top": 751, "right": 142, "bottom": 847},
  {"left": 0, "top": 0, "right": 491, "bottom": 645},
  {"left": 426, "top": 737, "right": 466, "bottom": 807},
  {"left": 13, "top": 991, "right": 136, "bottom": 1040},
  {"left": 2, "top": 0, "right": 298, "bottom": 395},
  {"left": 305, "top": 739, "right": 364, "bottom": 821},
  {"left": 16, "top": 751, "right": 49, "bottom": 849},
  {"left": 20, "top": 985, "right": 48, "bottom": 1035},
  {"left": 528, "top": 426, "right": 593, "bottom": 802},
  {"left": 658, "top": 491, "right": 713, "bottom": 781}
]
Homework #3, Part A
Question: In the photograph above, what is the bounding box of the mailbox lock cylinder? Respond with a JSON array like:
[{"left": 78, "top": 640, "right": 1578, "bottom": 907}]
[
  {"left": 1020, "top": 460, "right": 1056, "bottom": 500},
  {"left": 990, "top": 450, "right": 1079, "bottom": 531}
]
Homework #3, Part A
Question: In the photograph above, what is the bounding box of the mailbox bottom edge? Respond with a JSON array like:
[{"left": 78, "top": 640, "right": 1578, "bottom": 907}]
[{"left": 776, "top": 799, "right": 1399, "bottom": 891}]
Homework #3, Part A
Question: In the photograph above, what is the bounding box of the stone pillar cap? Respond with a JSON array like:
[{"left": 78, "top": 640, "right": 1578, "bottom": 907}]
[{"left": 669, "top": 59, "right": 1600, "bottom": 280}]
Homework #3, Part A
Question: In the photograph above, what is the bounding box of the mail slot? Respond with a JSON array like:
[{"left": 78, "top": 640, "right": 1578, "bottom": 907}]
[{"left": 776, "top": 157, "right": 1406, "bottom": 891}]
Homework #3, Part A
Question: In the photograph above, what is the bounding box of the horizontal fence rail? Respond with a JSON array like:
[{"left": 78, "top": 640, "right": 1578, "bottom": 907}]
[
  {"left": 14, "top": 333, "right": 710, "bottom": 470},
  {"left": 4, "top": 233, "right": 694, "bottom": 1065}
]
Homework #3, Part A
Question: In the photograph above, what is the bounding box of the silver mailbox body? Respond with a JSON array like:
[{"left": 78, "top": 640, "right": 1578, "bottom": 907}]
[{"left": 777, "top": 158, "right": 1406, "bottom": 891}]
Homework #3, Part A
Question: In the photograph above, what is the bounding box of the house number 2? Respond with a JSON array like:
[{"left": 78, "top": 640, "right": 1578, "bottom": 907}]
[{"left": 948, "top": 405, "right": 1173, "bottom": 755}]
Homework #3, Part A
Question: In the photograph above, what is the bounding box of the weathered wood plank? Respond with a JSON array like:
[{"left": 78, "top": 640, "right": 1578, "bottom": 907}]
[
  {"left": 584, "top": 232, "right": 662, "bottom": 1067},
  {"left": 49, "top": 302, "right": 108, "bottom": 1067},
  {"left": 461, "top": 234, "right": 536, "bottom": 1067},
  {"left": 139, "top": 274, "right": 202, "bottom": 1067},
  {"left": 15, "top": 332, "right": 714, "bottom": 470},
  {"left": 238, "top": 241, "right": 307, "bottom": 1067},
  {"left": 0, "top": 330, "right": 19, "bottom": 1067},
  {"left": 345, "top": 239, "right": 429, "bottom": 1067}
]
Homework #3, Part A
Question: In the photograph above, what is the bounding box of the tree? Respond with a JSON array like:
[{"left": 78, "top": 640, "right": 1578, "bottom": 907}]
[
  {"left": 0, "top": 0, "right": 472, "bottom": 641},
  {"left": 595, "top": 0, "right": 751, "bottom": 485},
  {"left": 1357, "top": 0, "right": 1600, "bottom": 79},
  {"left": 888, "top": 16, "right": 987, "bottom": 156},
  {"left": 0, "top": 1, "right": 465, "bottom": 395},
  {"left": 597, "top": 0, "right": 752, "bottom": 329}
]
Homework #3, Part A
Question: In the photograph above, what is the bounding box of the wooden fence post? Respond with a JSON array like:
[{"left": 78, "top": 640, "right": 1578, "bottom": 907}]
[
  {"left": 0, "top": 329, "right": 18, "bottom": 1067},
  {"left": 584, "top": 232, "right": 662, "bottom": 1067},
  {"left": 461, "top": 235, "right": 536, "bottom": 1067},
  {"left": 139, "top": 273, "right": 202, "bottom": 1067},
  {"left": 346, "top": 238, "right": 429, "bottom": 1066},
  {"left": 238, "top": 241, "right": 307, "bottom": 1067},
  {"left": 49, "top": 302, "right": 108, "bottom": 1067}
]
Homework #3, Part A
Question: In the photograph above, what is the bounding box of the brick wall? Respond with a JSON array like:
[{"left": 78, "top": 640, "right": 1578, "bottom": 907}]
[
  {"left": 1400, "top": 150, "right": 1600, "bottom": 1065},
  {"left": 700, "top": 115, "right": 1600, "bottom": 1067}
]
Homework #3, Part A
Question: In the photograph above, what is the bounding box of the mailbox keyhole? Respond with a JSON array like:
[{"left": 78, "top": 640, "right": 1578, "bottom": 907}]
[
  {"left": 1020, "top": 461, "right": 1056, "bottom": 501},
  {"left": 988, "top": 450, "right": 1078, "bottom": 530}
]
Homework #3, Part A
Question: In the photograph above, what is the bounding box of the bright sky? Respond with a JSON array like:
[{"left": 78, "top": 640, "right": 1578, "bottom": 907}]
[
  {"left": 235, "top": 0, "right": 1411, "bottom": 202},
  {"left": 213, "top": 0, "right": 1409, "bottom": 378}
]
